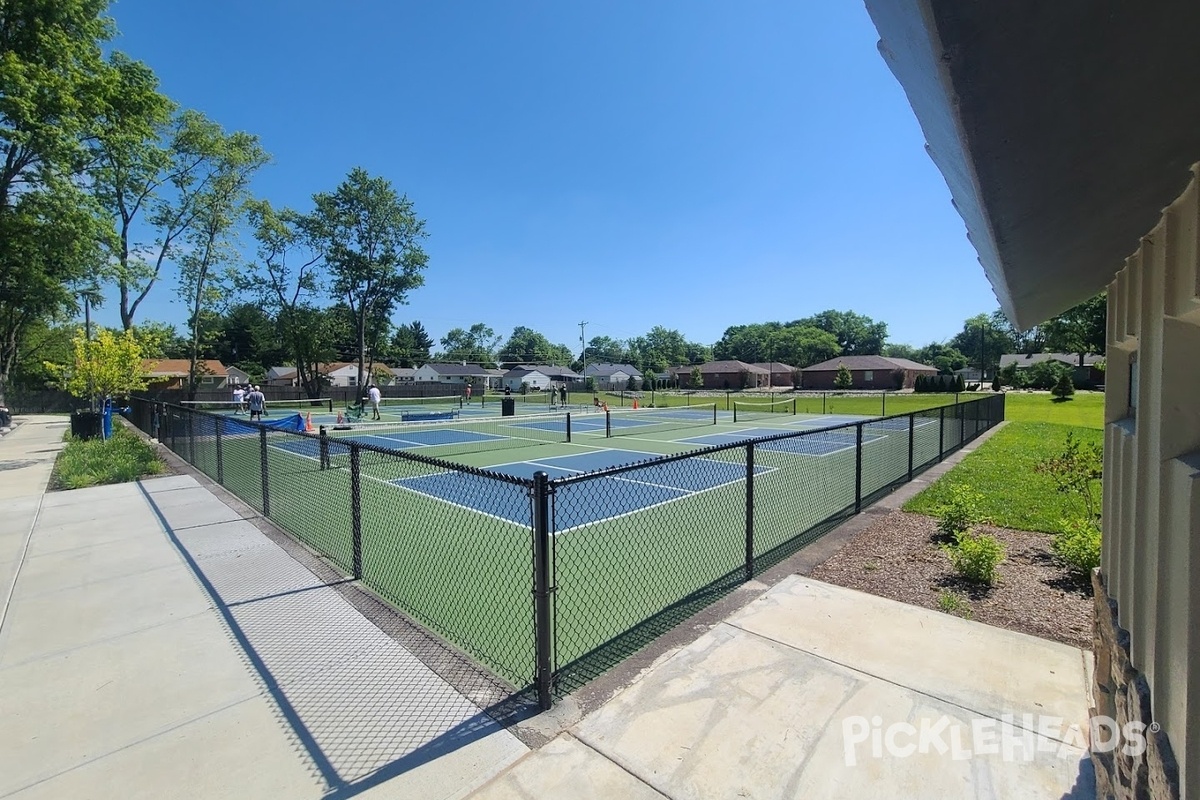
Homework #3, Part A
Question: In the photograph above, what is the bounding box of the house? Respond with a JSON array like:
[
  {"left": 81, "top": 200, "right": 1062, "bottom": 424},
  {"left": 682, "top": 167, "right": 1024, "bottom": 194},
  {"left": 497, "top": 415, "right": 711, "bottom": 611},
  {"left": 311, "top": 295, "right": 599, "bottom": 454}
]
[
  {"left": 866, "top": 2, "right": 1200, "bottom": 795},
  {"left": 142, "top": 359, "right": 228, "bottom": 390},
  {"left": 412, "top": 362, "right": 499, "bottom": 389},
  {"left": 998, "top": 352, "right": 1106, "bottom": 388},
  {"left": 800, "top": 356, "right": 936, "bottom": 390},
  {"left": 665, "top": 360, "right": 769, "bottom": 390},
  {"left": 583, "top": 363, "right": 644, "bottom": 390},
  {"left": 265, "top": 366, "right": 298, "bottom": 387},
  {"left": 752, "top": 362, "right": 800, "bottom": 388},
  {"left": 319, "top": 362, "right": 360, "bottom": 388},
  {"left": 225, "top": 366, "right": 252, "bottom": 387},
  {"left": 501, "top": 367, "right": 551, "bottom": 392},
  {"left": 388, "top": 367, "right": 416, "bottom": 384}
]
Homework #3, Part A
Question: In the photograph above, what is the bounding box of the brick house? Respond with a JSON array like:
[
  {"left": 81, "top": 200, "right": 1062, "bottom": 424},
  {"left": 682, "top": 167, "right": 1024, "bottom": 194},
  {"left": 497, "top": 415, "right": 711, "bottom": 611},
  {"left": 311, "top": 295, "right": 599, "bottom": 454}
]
[
  {"left": 800, "top": 355, "right": 936, "bottom": 390},
  {"left": 669, "top": 361, "right": 770, "bottom": 390},
  {"left": 752, "top": 362, "right": 800, "bottom": 388}
]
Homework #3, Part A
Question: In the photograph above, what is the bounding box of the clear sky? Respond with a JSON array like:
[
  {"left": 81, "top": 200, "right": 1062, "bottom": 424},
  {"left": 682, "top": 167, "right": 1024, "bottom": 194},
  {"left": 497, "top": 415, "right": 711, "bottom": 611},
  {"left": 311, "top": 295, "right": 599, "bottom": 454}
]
[{"left": 96, "top": 0, "right": 999, "bottom": 353}]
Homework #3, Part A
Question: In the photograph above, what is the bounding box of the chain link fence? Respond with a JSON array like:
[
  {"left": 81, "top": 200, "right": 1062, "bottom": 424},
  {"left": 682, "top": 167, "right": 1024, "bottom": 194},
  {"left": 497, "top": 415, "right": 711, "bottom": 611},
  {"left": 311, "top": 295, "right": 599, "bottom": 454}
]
[{"left": 128, "top": 392, "right": 1005, "bottom": 707}]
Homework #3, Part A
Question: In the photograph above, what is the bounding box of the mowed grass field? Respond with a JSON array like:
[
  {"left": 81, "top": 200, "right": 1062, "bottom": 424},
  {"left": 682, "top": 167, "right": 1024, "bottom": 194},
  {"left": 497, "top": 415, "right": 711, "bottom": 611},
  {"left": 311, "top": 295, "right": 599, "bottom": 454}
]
[
  {"left": 904, "top": 391, "right": 1104, "bottom": 532},
  {"left": 173, "top": 396, "right": 996, "bottom": 689}
]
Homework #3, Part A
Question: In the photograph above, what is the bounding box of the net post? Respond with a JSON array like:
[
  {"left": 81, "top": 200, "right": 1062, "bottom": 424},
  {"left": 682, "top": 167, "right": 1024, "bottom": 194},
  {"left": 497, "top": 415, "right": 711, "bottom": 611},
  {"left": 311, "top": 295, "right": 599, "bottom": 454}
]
[
  {"left": 327, "top": 398, "right": 333, "bottom": 413},
  {"left": 712, "top": 403, "right": 717, "bottom": 425},
  {"left": 854, "top": 423, "right": 864, "bottom": 513},
  {"left": 822, "top": 392, "right": 827, "bottom": 414},
  {"left": 938, "top": 406, "right": 946, "bottom": 461},
  {"left": 532, "top": 471, "right": 554, "bottom": 710},
  {"left": 319, "top": 425, "right": 330, "bottom": 470},
  {"left": 350, "top": 444, "right": 362, "bottom": 579},
  {"left": 907, "top": 413, "right": 915, "bottom": 481},
  {"left": 745, "top": 443, "right": 755, "bottom": 581},
  {"left": 215, "top": 415, "right": 224, "bottom": 485},
  {"left": 258, "top": 426, "right": 271, "bottom": 516},
  {"left": 960, "top": 403, "right": 966, "bottom": 446},
  {"left": 605, "top": 408, "right": 612, "bottom": 438},
  {"left": 726, "top": 391, "right": 731, "bottom": 411},
  {"left": 565, "top": 412, "right": 572, "bottom": 443},
  {"left": 733, "top": 404, "right": 739, "bottom": 424},
  {"left": 791, "top": 397, "right": 796, "bottom": 415}
]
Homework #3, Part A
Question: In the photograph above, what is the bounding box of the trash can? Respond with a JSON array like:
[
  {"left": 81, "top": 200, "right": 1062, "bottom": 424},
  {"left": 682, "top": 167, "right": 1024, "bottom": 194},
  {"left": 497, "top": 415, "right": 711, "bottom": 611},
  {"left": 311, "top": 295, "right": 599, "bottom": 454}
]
[
  {"left": 0, "top": 406, "right": 11, "bottom": 429},
  {"left": 70, "top": 409, "right": 103, "bottom": 440},
  {"left": 501, "top": 397, "right": 516, "bottom": 417}
]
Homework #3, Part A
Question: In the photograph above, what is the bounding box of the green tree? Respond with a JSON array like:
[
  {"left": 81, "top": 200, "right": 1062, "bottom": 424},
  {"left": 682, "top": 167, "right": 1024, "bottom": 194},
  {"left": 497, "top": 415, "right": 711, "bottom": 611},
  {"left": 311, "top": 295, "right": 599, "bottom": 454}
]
[
  {"left": 0, "top": 0, "right": 117, "bottom": 406},
  {"left": 767, "top": 325, "right": 841, "bottom": 368},
  {"left": 439, "top": 323, "right": 500, "bottom": 366},
  {"left": 583, "top": 335, "right": 627, "bottom": 365},
  {"left": 689, "top": 365, "right": 703, "bottom": 389},
  {"left": 175, "top": 129, "right": 268, "bottom": 398},
  {"left": 1027, "top": 359, "right": 1072, "bottom": 390},
  {"left": 882, "top": 343, "right": 920, "bottom": 360},
  {"left": 917, "top": 342, "right": 968, "bottom": 374},
  {"left": 132, "top": 321, "right": 189, "bottom": 359},
  {"left": 390, "top": 321, "right": 434, "bottom": 367},
  {"left": 949, "top": 312, "right": 1018, "bottom": 377},
  {"left": 44, "top": 327, "right": 151, "bottom": 409},
  {"left": 1051, "top": 371, "right": 1076, "bottom": 400},
  {"left": 1043, "top": 292, "right": 1107, "bottom": 365},
  {"left": 834, "top": 363, "right": 853, "bottom": 390},
  {"left": 244, "top": 198, "right": 330, "bottom": 397},
  {"left": 497, "top": 326, "right": 574, "bottom": 366},
  {"left": 212, "top": 303, "right": 285, "bottom": 373},
  {"left": 308, "top": 167, "right": 429, "bottom": 388},
  {"left": 793, "top": 310, "right": 887, "bottom": 356}
]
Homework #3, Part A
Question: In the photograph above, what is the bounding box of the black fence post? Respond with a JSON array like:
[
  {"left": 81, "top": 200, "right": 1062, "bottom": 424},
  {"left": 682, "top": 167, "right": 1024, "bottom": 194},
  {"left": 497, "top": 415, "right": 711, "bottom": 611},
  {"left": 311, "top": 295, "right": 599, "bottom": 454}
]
[
  {"left": 882, "top": 390, "right": 886, "bottom": 417},
  {"left": 319, "top": 426, "right": 330, "bottom": 470},
  {"left": 565, "top": 413, "right": 572, "bottom": 443},
  {"left": 938, "top": 406, "right": 946, "bottom": 461},
  {"left": 532, "top": 471, "right": 554, "bottom": 711},
  {"left": 215, "top": 415, "right": 224, "bottom": 485},
  {"left": 350, "top": 444, "right": 362, "bottom": 578},
  {"left": 187, "top": 412, "right": 196, "bottom": 463},
  {"left": 960, "top": 402, "right": 966, "bottom": 446},
  {"left": 907, "top": 413, "right": 915, "bottom": 481},
  {"left": 854, "top": 423, "right": 864, "bottom": 513},
  {"left": 605, "top": 409, "right": 612, "bottom": 438},
  {"left": 259, "top": 427, "right": 270, "bottom": 516},
  {"left": 745, "top": 444, "right": 755, "bottom": 581}
]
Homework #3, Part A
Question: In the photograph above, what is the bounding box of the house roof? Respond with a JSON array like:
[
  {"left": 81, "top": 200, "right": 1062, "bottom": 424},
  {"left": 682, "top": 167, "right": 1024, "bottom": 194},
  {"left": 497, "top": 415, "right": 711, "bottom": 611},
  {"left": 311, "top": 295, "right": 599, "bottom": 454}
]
[
  {"left": 421, "top": 363, "right": 493, "bottom": 376},
  {"left": 267, "top": 366, "right": 296, "bottom": 379},
  {"left": 503, "top": 367, "right": 548, "bottom": 378},
  {"left": 142, "top": 359, "right": 227, "bottom": 378},
  {"left": 752, "top": 362, "right": 798, "bottom": 373},
  {"left": 512, "top": 364, "right": 581, "bottom": 379},
  {"left": 695, "top": 360, "right": 770, "bottom": 375},
  {"left": 803, "top": 355, "right": 936, "bottom": 373},
  {"left": 583, "top": 363, "right": 643, "bottom": 377},
  {"left": 864, "top": 0, "right": 1200, "bottom": 328},
  {"left": 389, "top": 367, "right": 416, "bottom": 377},
  {"left": 998, "top": 352, "right": 1104, "bottom": 369}
]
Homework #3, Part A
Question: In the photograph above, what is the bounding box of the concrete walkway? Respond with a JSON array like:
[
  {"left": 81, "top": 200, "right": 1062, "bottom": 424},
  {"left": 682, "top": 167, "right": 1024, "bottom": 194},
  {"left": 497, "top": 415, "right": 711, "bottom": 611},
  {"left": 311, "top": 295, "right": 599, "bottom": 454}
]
[
  {"left": 0, "top": 416, "right": 527, "bottom": 800},
  {"left": 474, "top": 577, "right": 1096, "bottom": 799}
]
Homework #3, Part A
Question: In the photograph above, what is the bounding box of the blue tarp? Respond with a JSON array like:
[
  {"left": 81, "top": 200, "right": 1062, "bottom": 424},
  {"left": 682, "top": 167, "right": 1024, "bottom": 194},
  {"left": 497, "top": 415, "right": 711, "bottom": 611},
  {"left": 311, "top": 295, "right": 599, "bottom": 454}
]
[{"left": 221, "top": 413, "right": 305, "bottom": 435}]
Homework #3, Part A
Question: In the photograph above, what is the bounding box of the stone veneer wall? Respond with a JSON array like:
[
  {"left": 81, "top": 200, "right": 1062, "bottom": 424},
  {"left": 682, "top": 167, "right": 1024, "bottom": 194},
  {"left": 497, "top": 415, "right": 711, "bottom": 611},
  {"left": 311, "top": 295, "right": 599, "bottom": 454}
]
[{"left": 1092, "top": 571, "right": 1180, "bottom": 799}]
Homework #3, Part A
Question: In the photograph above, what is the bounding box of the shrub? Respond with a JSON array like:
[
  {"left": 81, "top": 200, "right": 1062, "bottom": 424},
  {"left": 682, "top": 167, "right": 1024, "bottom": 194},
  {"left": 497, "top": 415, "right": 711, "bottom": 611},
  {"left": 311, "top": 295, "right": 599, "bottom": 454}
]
[
  {"left": 944, "top": 531, "right": 1006, "bottom": 585},
  {"left": 54, "top": 426, "right": 163, "bottom": 490},
  {"left": 937, "top": 589, "right": 973, "bottom": 619},
  {"left": 991, "top": 373, "right": 1001, "bottom": 392},
  {"left": 834, "top": 363, "right": 853, "bottom": 390},
  {"left": 1035, "top": 431, "right": 1103, "bottom": 520},
  {"left": 1027, "top": 359, "right": 1071, "bottom": 390},
  {"left": 891, "top": 369, "right": 906, "bottom": 390},
  {"left": 1051, "top": 371, "right": 1075, "bottom": 400},
  {"left": 936, "top": 485, "right": 987, "bottom": 539},
  {"left": 1052, "top": 517, "right": 1102, "bottom": 577},
  {"left": 955, "top": 374, "right": 967, "bottom": 392}
]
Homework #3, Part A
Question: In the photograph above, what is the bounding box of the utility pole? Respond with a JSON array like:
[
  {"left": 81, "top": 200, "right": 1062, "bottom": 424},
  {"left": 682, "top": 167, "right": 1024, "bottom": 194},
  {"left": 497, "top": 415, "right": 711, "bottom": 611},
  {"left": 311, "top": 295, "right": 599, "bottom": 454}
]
[
  {"left": 979, "top": 320, "right": 985, "bottom": 381},
  {"left": 579, "top": 321, "right": 588, "bottom": 374}
]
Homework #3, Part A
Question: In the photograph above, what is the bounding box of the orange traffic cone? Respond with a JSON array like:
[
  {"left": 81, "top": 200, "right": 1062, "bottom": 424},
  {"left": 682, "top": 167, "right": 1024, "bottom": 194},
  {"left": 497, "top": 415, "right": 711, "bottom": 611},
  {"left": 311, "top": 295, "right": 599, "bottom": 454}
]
[
  {"left": 632, "top": 399, "right": 639, "bottom": 410},
  {"left": 305, "top": 412, "right": 314, "bottom": 432}
]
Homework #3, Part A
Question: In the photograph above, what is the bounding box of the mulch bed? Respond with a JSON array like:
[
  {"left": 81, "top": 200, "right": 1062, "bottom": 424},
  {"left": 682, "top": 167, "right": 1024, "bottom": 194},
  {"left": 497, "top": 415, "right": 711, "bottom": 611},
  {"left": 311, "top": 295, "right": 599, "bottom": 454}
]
[{"left": 810, "top": 510, "right": 1093, "bottom": 650}]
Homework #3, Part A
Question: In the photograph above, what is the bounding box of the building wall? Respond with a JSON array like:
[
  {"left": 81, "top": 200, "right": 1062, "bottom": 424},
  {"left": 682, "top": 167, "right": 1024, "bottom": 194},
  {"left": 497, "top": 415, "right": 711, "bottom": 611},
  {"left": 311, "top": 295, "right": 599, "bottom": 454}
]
[
  {"left": 700, "top": 370, "right": 766, "bottom": 390},
  {"left": 1094, "top": 166, "right": 1200, "bottom": 800},
  {"left": 801, "top": 368, "right": 930, "bottom": 390}
]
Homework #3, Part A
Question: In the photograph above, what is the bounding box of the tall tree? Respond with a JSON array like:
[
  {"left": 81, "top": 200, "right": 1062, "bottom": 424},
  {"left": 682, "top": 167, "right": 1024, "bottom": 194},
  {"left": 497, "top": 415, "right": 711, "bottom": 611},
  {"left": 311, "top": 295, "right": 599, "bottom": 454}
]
[
  {"left": 245, "top": 198, "right": 330, "bottom": 397},
  {"left": 0, "top": 0, "right": 114, "bottom": 405},
  {"left": 175, "top": 129, "right": 268, "bottom": 398},
  {"left": 439, "top": 323, "right": 500, "bottom": 366},
  {"left": 767, "top": 325, "right": 840, "bottom": 368},
  {"left": 390, "top": 321, "right": 433, "bottom": 367},
  {"left": 792, "top": 310, "right": 887, "bottom": 356},
  {"left": 949, "top": 312, "right": 1018, "bottom": 377},
  {"left": 308, "top": 168, "right": 429, "bottom": 388},
  {"left": 582, "top": 335, "right": 627, "bottom": 366},
  {"left": 497, "top": 326, "right": 573, "bottom": 366},
  {"left": 1043, "top": 292, "right": 1107, "bottom": 365}
]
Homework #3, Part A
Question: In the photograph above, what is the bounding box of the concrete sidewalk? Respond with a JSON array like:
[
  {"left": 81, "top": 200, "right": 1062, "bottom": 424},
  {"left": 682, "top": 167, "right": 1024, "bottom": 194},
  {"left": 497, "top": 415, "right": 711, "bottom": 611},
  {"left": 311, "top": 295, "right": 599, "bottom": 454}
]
[
  {"left": 0, "top": 416, "right": 527, "bottom": 800},
  {"left": 474, "top": 576, "right": 1096, "bottom": 799}
]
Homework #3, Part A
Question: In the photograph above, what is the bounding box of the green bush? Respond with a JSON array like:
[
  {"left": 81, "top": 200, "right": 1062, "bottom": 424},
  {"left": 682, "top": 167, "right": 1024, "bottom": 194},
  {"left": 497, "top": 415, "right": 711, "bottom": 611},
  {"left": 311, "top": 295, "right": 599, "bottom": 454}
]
[
  {"left": 944, "top": 531, "right": 1006, "bottom": 585},
  {"left": 1027, "top": 359, "right": 1072, "bottom": 390},
  {"left": 936, "top": 484, "right": 987, "bottom": 539},
  {"left": 834, "top": 363, "right": 853, "bottom": 390},
  {"left": 54, "top": 426, "right": 163, "bottom": 490},
  {"left": 991, "top": 373, "right": 1001, "bottom": 392},
  {"left": 1052, "top": 517, "right": 1101, "bottom": 577},
  {"left": 1051, "top": 371, "right": 1075, "bottom": 400}
]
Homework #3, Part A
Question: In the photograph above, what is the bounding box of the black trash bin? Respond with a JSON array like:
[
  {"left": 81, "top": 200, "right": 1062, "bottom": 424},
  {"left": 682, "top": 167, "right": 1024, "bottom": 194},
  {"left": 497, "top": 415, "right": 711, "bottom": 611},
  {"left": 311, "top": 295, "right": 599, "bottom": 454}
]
[
  {"left": 70, "top": 409, "right": 103, "bottom": 440},
  {"left": 0, "top": 406, "right": 11, "bottom": 429},
  {"left": 501, "top": 397, "right": 516, "bottom": 417}
]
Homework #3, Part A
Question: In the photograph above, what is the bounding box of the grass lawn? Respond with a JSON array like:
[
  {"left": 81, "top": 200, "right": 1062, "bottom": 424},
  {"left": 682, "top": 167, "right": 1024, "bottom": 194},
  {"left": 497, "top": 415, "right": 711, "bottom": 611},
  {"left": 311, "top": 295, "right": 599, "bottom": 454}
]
[
  {"left": 1000, "top": 391, "right": 1104, "bottom": 428},
  {"left": 903, "top": 421, "right": 1102, "bottom": 533}
]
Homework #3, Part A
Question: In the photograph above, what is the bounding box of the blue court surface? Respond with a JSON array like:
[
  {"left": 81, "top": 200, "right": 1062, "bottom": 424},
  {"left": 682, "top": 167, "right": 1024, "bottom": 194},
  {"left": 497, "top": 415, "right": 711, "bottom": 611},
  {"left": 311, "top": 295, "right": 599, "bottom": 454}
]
[
  {"left": 679, "top": 427, "right": 887, "bottom": 456},
  {"left": 391, "top": 448, "right": 770, "bottom": 531}
]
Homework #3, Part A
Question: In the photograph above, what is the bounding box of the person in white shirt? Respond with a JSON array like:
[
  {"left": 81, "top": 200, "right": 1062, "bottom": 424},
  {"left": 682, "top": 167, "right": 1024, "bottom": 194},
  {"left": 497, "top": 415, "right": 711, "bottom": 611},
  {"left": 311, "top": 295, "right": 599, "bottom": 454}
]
[
  {"left": 368, "top": 385, "right": 382, "bottom": 420},
  {"left": 232, "top": 385, "right": 245, "bottom": 415}
]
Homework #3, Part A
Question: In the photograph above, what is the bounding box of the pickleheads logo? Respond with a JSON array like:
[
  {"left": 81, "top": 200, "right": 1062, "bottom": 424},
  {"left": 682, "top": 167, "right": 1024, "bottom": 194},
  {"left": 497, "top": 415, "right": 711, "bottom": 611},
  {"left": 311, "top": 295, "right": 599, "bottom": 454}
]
[{"left": 841, "top": 713, "right": 1157, "bottom": 766}]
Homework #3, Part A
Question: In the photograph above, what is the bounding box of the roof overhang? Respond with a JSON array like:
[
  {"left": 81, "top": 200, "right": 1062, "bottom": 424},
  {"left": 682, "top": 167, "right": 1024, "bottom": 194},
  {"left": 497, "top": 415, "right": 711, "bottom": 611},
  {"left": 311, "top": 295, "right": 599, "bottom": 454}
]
[{"left": 864, "top": 0, "right": 1200, "bottom": 329}]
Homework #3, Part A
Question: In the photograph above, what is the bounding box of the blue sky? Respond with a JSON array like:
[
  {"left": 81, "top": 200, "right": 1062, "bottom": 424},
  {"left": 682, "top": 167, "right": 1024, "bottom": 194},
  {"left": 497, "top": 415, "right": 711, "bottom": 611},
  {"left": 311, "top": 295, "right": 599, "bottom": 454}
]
[{"left": 97, "top": 0, "right": 998, "bottom": 353}]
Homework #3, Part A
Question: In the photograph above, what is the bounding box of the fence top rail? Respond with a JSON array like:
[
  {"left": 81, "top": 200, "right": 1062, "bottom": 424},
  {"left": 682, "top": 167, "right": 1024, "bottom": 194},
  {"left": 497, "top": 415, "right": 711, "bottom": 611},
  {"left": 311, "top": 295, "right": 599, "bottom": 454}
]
[
  {"left": 134, "top": 396, "right": 537, "bottom": 488},
  {"left": 548, "top": 394, "right": 1000, "bottom": 487}
]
